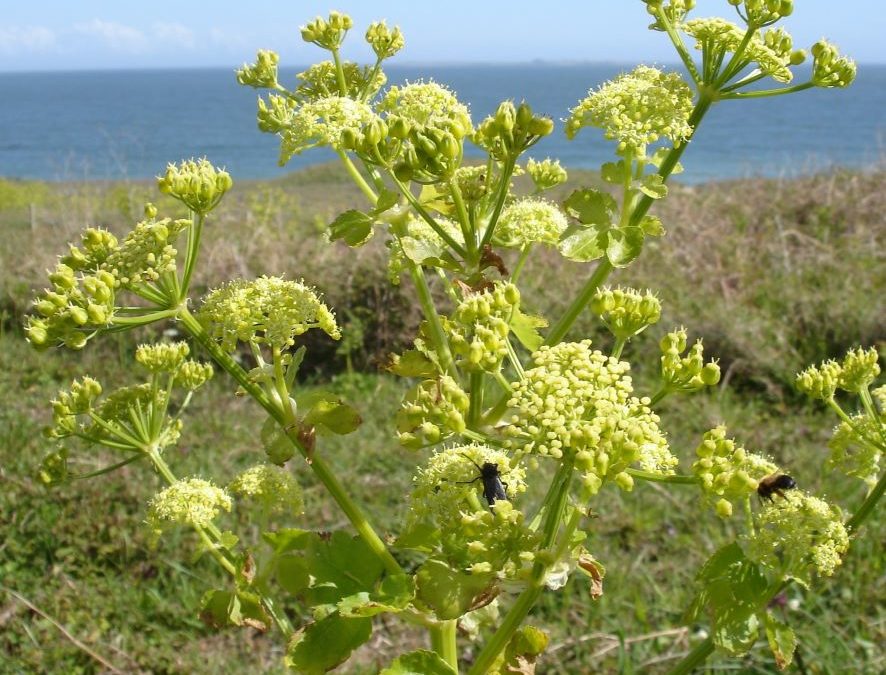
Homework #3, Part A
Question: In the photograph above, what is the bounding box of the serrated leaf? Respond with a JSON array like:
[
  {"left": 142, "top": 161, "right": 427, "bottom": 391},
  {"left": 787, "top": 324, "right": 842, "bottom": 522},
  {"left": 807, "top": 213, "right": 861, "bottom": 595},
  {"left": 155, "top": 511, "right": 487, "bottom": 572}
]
[
  {"left": 763, "top": 611, "right": 796, "bottom": 670},
  {"left": 510, "top": 308, "right": 547, "bottom": 352},
  {"left": 415, "top": 559, "right": 494, "bottom": 620},
  {"left": 606, "top": 226, "right": 644, "bottom": 267},
  {"left": 380, "top": 650, "right": 457, "bottom": 675},
  {"left": 562, "top": 188, "right": 617, "bottom": 226},
  {"left": 600, "top": 161, "right": 628, "bottom": 184},
  {"left": 261, "top": 416, "right": 293, "bottom": 466},
  {"left": 387, "top": 350, "right": 438, "bottom": 378},
  {"left": 218, "top": 531, "right": 239, "bottom": 551},
  {"left": 303, "top": 398, "right": 362, "bottom": 435},
  {"left": 400, "top": 235, "right": 445, "bottom": 265},
  {"left": 372, "top": 189, "right": 400, "bottom": 215},
  {"left": 286, "top": 612, "right": 372, "bottom": 674},
  {"left": 559, "top": 226, "right": 607, "bottom": 262},
  {"left": 199, "top": 589, "right": 270, "bottom": 631},
  {"left": 637, "top": 174, "right": 668, "bottom": 200},
  {"left": 638, "top": 215, "right": 665, "bottom": 237},
  {"left": 337, "top": 573, "right": 416, "bottom": 617},
  {"left": 329, "top": 209, "right": 374, "bottom": 247}
]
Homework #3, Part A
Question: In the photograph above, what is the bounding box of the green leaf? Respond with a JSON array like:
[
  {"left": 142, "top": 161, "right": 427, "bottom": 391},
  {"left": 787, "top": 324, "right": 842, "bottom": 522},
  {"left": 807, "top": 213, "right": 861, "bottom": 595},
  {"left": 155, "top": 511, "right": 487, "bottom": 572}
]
[
  {"left": 400, "top": 235, "right": 445, "bottom": 265},
  {"left": 637, "top": 174, "right": 668, "bottom": 200},
  {"left": 415, "top": 559, "right": 494, "bottom": 620},
  {"left": 199, "top": 589, "right": 270, "bottom": 631},
  {"left": 562, "top": 188, "right": 617, "bottom": 226},
  {"left": 276, "top": 555, "right": 310, "bottom": 595},
  {"left": 261, "top": 416, "right": 293, "bottom": 466},
  {"left": 262, "top": 527, "right": 313, "bottom": 554},
  {"left": 380, "top": 650, "right": 457, "bottom": 675},
  {"left": 714, "top": 608, "right": 760, "bottom": 655},
  {"left": 329, "top": 210, "right": 374, "bottom": 247},
  {"left": 606, "top": 226, "right": 644, "bottom": 267},
  {"left": 218, "top": 531, "right": 239, "bottom": 551},
  {"left": 763, "top": 611, "right": 796, "bottom": 671},
  {"left": 600, "top": 161, "right": 628, "bottom": 184},
  {"left": 303, "top": 398, "right": 362, "bottom": 435},
  {"left": 387, "top": 350, "right": 438, "bottom": 378},
  {"left": 393, "top": 521, "right": 439, "bottom": 552},
  {"left": 372, "top": 189, "right": 400, "bottom": 215},
  {"left": 301, "top": 531, "right": 386, "bottom": 607},
  {"left": 337, "top": 573, "right": 416, "bottom": 617},
  {"left": 510, "top": 308, "right": 548, "bottom": 352},
  {"left": 286, "top": 612, "right": 372, "bottom": 674},
  {"left": 558, "top": 226, "right": 607, "bottom": 262},
  {"left": 503, "top": 625, "right": 549, "bottom": 674},
  {"left": 638, "top": 215, "right": 665, "bottom": 237}
]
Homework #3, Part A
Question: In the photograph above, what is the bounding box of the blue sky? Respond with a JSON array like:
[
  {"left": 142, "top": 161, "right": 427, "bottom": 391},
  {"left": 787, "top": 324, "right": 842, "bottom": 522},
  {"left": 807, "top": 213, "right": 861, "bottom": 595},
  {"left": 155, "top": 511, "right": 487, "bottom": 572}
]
[{"left": 0, "top": 1, "right": 882, "bottom": 71}]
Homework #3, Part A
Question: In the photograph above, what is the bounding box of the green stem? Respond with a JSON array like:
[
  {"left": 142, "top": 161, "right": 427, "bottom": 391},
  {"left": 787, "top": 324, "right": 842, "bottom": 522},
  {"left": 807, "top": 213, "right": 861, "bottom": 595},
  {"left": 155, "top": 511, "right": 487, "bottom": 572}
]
[
  {"left": 721, "top": 82, "right": 816, "bottom": 100},
  {"left": 626, "top": 468, "right": 699, "bottom": 485},
  {"left": 846, "top": 469, "right": 886, "bottom": 534},
  {"left": 544, "top": 260, "right": 613, "bottom": 346},
  {"left": 611, "top": 337, "right": 626, "bottom": 360},
  {"left": 859, "top": 387, "right": 886, "bottom": 447},
  {"left": 408, "top": 263, "right": 455, "bottom": 376},
  {"left": 714, "top": 27, "right": 757, "bottom": 88},
  {"left": 479, "top": 156, "right": 517, "bottom": 251},
  {"left": 510, "top": 243, "right": 532, "bottom": 285},
  {"left": 449, "top": 176, "right": 476, "bottom": 259},
  {"left": 177, "top": 308, "right": 403, "bottom": 577},
  {"left": 110, "top": 308, "right": 179, "bottom": 326},
  {"left": 390, "top": 174, "right": 468, "bottom": 258},
  {"left": 179, "top": 211, "right": 204, "bottom": 301},
  {"left": 430, "top": 620, "right": 459, "bottom": 672},
  {"left": 667, "top": 636, "right": 715, "bottom": 675},
  {"left": 468, "top": 371, "right": 484, "bottom": 428},
  {"left": 70, "top": 454, "right": 143, "bottom": 480},
  {"left": 337, "top": 150, "right": 378, "bottom": 203},
  {"left": 468, "top": 460, "right": 575, "bottom": 674},
  {"left": 654, "top": 5, "right": 702, "bottom": 85},
  {"left": 330, "top": 47, "right": 348, "bottom": 96}
]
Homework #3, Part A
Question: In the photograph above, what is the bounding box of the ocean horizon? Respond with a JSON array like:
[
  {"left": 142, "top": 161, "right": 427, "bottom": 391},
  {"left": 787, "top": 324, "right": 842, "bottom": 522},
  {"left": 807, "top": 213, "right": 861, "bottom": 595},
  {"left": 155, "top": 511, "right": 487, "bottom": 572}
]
[{"left": 1, "top": 63, "right": 883, "bottom": 184}]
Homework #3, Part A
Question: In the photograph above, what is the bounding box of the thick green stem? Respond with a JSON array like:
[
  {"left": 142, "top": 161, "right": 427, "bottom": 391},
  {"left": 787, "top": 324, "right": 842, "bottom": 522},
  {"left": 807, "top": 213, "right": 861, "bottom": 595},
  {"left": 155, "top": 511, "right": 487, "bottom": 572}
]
[
  {"left": 337, "top": 150, "right": 378, "bottom": 203},
  {"left": 544, "top": 260, "right": 613, "bottom": 346},
  {"left": 408, "top": 263, "right": 455, "bottom": 376},
  {"left": 626, "top": 468, "right": 699, "bottom": 485},
  {"left": 177, "top": 308, "right": 403, "bottom": 577},
  {"left": 722, "top": 82, "right": 816, "bottom": 100},
  {"left": 479, "top": 156, "right": 517, "bottom": 251},
  {"left": 390, "top": 174, "right": 468, "bottom": 257},
  {"left": 468, "top": 461, "right": 575, "bottom": 674},
  {"left": 846, "top": 469, "right": 886, "bottom": 534},
  {"left": 667, "top": 636, "right": 715, "bottom": 675},
  {"left": 449, "top": 176, "right": 476, "bottom": 259},
  {"left": 330, "top": 47, "right": 348, "bottom": 96},
  {"left": 179, "top": 212, "right": 204, "bottom": 301},
  {"left": 430, "top": 620, "right": 459, "bottom": 672}
]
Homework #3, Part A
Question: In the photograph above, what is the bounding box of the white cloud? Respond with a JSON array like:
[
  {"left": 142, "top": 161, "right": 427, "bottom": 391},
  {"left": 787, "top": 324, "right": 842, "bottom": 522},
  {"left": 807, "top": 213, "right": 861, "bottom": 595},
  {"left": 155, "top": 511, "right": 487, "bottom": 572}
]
[
  {"left": 152, "top": 22, "right": 195, "bottom": 49},
  {"left": 0, "top": 25, "right": 56, "bottom": 53},
  {"left": 73, "top": 19, "right": 147, "bottom": 52}
]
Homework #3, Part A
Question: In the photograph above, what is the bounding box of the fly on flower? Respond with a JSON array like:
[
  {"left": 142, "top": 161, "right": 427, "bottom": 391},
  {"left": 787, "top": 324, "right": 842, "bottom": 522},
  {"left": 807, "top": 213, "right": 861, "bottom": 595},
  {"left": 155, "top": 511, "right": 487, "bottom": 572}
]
[
  {"left": 458, "top": 453, "right": 508, "bottom": 507},
  {"left": 757, "top": 473, "right": 797, "bottom": 502}
]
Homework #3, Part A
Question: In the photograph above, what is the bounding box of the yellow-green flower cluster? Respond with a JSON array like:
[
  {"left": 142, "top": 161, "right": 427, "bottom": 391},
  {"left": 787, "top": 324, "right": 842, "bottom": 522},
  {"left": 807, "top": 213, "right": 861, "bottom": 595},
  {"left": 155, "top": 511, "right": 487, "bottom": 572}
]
[
  {"left": 236, "top": 49, "right": 280, "bottom": 89},
  {"left": 157, "top": 158, "right": 233, "bottom": 214},
  {"left": 26, "top": 263, "right": 116, "bottom": 350},
  {"left": 659, "top": 328, "right": 721, "bottom": 394},
  {"left": 198, "top": 276, "right": 340, "bottom": 352},
  {"left": 682, "top": 18, "right": 794, "bottom": 83},
  {"left": 104, "top": 217, "right": 189, "bottom": 287},
  {"left": 454, "top": 166, "right": 489, "bottom": 202},
  {"left": 810, "top": 40, "right": 856, "bottom": 88},
  {"left": 295, "top": 61, "right": 387, "bottom": 102},
  {"left": 727, "top": 0, "right": 794, "bottom": 26},
  {"left": 526, "top": 158, "right": 567, "bottom": 192},
  {"left": 827, "top": 413, "right": 882, "bottom": 487},
  {"left": 379, "top": 81, "right": 472, "bottom": 132},
  {"left": 566, "top": 66, "right": 693, "bottom": 154},
  {"left": 691, "top": 426, "right": 777, "bottom": 518},
  {"left": 279, "top": 96, "right": 377, "bottom": 164},
  {"left": 365, "top": 21, "right": 404, "bottom": 60},
  {"left": 495, "top": 198, "right": 568, "bottom": 248},
  {"left": 409, "top": 444, "right": 535, "bottom": 575},
  {"left": 643, "top": 0, "right": 696, "bottom": 31},
  {"left": 147, "top": 478, "right": 232, "bottom": 535},
  {"left": 50, "top": 376, "right": 103, "bottom": 436},
  {"left": 229, "top": 464, "right": 304, "bottom": 516},
  {"left": 504, "top": 341, "right": 675, "bottom": 494},
  {"left": 135, "top": 342, "right": 190, "bottom": 373},
  {"left": 590, "top": 287, "right": 661, "bottom": 341},
  {"left": 473, "top": 100, "right": 554, "bottom": 161},
  {"left": 134, "top": 342, "right": 214, "bottom": 390},
  {"left": 445, "top": 283, "right": 520, "bottom": 372},
  {"left": 796, "top": 347, "right": 880, "bottom": 400},
  {"left": 300, "top": 11, "right": 353, "bottom": 50},
  {"left": 742, "top": 492, "right": 849, "bottom": 585},
  {"left": 397, "top": 375, "right": 470, "bottom": 449}
]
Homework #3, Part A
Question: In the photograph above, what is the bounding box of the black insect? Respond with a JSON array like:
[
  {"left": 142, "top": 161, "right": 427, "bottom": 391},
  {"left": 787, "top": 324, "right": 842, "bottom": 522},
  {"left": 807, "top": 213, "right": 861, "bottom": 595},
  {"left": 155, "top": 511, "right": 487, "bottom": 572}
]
[
  {"left": 457, "top": 454, "right": 509, "bottom": 507},
  {"left": 757, "top": 473, "right": 797, "bottom": 502}
]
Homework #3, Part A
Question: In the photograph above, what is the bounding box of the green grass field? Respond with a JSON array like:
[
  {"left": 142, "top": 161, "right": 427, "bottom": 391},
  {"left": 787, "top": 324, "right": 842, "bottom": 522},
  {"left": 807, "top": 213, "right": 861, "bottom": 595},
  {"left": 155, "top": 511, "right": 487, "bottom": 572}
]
[{"left": 1, "top": 166, "right": 883, "bottom": 673}]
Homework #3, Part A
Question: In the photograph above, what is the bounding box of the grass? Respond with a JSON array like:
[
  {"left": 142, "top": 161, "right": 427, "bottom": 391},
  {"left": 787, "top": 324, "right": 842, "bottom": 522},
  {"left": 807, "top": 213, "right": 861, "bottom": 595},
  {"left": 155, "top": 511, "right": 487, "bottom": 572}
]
[{"left": 0, "top": 166, "right": 883, "bottom": 673}]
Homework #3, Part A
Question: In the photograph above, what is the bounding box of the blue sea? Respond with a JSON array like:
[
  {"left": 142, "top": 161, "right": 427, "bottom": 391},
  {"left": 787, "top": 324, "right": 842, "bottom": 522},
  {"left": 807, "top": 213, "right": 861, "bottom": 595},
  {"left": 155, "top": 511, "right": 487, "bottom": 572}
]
[{"left": 0, "top": 64, "right": 883, "bottom": 184}]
